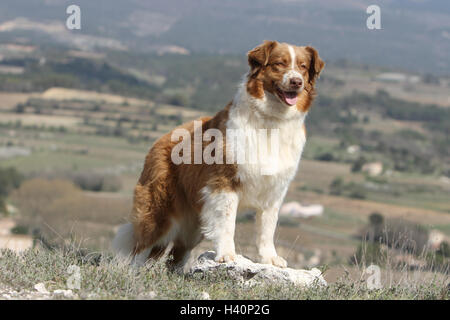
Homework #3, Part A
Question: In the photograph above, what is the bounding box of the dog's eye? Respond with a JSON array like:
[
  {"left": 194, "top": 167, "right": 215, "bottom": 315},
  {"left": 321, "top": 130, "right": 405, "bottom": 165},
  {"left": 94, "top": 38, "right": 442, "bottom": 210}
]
[
  {"left": 300, "top": 63, "right": 307, "bottom": 69},
  {"left": 273, "top": 62, "right": 286, "bottom": 67}
]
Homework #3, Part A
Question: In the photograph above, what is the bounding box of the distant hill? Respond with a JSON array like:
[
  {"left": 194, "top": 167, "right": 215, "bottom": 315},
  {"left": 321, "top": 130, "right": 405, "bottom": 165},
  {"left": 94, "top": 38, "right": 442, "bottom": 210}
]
[{"left": 0, "top": 0, "right": 449, "bottom": 75}]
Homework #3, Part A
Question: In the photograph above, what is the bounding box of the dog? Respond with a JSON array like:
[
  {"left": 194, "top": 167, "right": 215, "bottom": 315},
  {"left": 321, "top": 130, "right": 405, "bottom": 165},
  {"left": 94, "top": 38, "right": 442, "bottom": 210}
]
[{"left": 112, "top": 40, "right": 324, "bottom": 271}]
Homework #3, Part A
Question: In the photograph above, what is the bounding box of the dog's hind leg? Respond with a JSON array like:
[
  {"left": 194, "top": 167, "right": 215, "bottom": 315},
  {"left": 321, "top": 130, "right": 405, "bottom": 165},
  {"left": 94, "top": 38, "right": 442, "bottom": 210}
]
[
  {"left": 113, "top": 194, "right": 178, "bottom": 266},
  {"left": 148, "top": 245, "right": 167, "bottom": 260},
  {"left": 166, "top": 242, "right": 191, "bottom": 273},
  {"left": 166, "top": 215, "right": 203, "bottom": 272}
]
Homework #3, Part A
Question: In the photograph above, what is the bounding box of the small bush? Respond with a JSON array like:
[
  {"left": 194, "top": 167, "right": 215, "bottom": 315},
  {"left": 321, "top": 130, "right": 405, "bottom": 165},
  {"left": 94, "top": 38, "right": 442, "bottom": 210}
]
[
  {"left": 0, "top": 197, "right": 6, "bottom": 214},
  {"left": 351, "top": 156, "right": 366, "bottom": 172},
  {"left": 278, "top": 216, "right": 300, "bottom": 228},
  {"left": 437, "top": 242, "right": 450, "bottom": 258},
  {"left": 0, "top": 167, "right": 23, "bottom": 198},
  {"left": 329, "top": 178, "right": 366, "bottom": 199},
  {"left": 101, "top": 175, "right": 123, "bottom": 192},
  {"left": 36, "top": 171, "right": 123, "bottom": 192},
  {"left": 329, "top": 177, "right": 344, "bottom": 196},
  {"left": 358, "top": 213, "right": 429, "bottom": 255},
  {"left": 315, "top": 152, "right": 335, "bottom": 162},
  {"left": 0, "top": 166, "right": 23, "bottom": 214},
  {"left": 10, "top": 225, "right": 29, "bottom": 235},
  {"left": 384, "top": 219, "right": 429, "bottom": 254},
  {"left": 349, "top": 188, "right": 367, "bottom": 199},
  {"left": 352, "top": 242, "right": 386, "bottom": 265},
  {"left": 71, "top": 172, "right": 104, "bottom": 191}
]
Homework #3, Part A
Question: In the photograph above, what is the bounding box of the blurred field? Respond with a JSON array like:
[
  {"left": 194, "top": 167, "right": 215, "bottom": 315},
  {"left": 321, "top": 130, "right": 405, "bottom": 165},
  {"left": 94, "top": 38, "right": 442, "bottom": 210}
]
[
  {"left": 0, "top": 92, "right": 39, "bottom": 110},
  {"left": 1, "top": 84, "right": 449, "bottom": 254},
  {"left": 0, "top": 0, "right": 449, "bottom": 301},
  {"left": 0, "top": 59, "right": 449, "bottom": 298},
  {"left": 322, "top": 66, "right": 450, "bottom": 107}
]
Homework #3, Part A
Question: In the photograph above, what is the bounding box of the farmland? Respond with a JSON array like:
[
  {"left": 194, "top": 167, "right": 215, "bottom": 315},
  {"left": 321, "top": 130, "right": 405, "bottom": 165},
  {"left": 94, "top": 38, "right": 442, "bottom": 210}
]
[{"left": 0, "top": 51, "right": 449, "bottom": 294}]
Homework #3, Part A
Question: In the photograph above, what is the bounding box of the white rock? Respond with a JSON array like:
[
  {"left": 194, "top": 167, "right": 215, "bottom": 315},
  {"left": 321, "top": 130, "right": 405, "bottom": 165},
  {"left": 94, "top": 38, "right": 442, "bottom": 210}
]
[
  {"left": 83, "top": 292, "right": 99, "bottom": 299},
  {"left": 362, "top": 162, "right": 383, "bottom": 177},
  {"left": 243, "top": 279, "right": 258, "bottom": 288},
  {"left": 189, "top": 251, "right": 327, "bottom": 287},
  {"left": 53, "top": 289, "right": 74, "bottom": 298},
  {"left": 428, "top": 229, "right": 445, "bottom": 250},
  {"left": 280, "top": 202, "right": 323, "bottom": 218},
  {"left": 347, "top": 145, "right": 360, "bottom": 154},
  {"left": 201, "top": 291, "right": 210, "bottom": 300},
  {"left": 34, "top": 283, "right": 50, "bottom": 294}
]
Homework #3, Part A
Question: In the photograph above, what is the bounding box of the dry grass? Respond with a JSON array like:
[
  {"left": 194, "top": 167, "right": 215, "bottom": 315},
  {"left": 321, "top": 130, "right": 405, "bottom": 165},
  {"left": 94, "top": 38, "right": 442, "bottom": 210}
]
[{"left": 0, "top": 245, "right": 447, "bottom": 300}]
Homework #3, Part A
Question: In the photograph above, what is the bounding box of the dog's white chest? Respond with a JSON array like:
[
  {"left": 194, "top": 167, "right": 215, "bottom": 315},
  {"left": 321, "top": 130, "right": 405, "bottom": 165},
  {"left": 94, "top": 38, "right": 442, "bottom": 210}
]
[
  {"left": 236, "top": 123, "right": 305, "bottom": 210},
  {"left": 225, "top": 85, "right": 308, "bottom": 211}
]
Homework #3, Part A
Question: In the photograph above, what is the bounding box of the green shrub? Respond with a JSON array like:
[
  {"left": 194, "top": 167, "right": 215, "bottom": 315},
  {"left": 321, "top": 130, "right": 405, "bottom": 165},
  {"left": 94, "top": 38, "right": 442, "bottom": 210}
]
[
  {"left": 278, "top": 216, "right": 300, "bottom": 228},
  {"left": 358, "top": 214, "right": 429, "bottom": 256},
  {"left": 437, "top": 242, "right": 450, "bottom": 258},
  {"left": 315, "top": 152, "right": 335, "bottom": 162},
  {"left": 0, "top": 197, "right": 6, "bottom": 214},
  {"left": 349, "top": 188, "right": 367, "bottom": 199},
  {"left": 351, "top": 156, "right": 366, "bottom": 172},
  {"left": 0, "top": 167, "right": 23, "bottom": 214},
  {"left": 329, "top": 178, "right": 366, "bottom": 199},
  {"left": 70, "top": 172, "right": 122, "bottom": 192},
  {"left": 329, "top": 177, "right": 344, "bottom": 196},
  {"left": 352, "top": 242, "right": 386, "bottom": 265},
  {"left": 10, "top": 225, "right": 29, "bottom": 235},
  {"left": 0, "top": 167, "right": 23, "bottom": 198}
]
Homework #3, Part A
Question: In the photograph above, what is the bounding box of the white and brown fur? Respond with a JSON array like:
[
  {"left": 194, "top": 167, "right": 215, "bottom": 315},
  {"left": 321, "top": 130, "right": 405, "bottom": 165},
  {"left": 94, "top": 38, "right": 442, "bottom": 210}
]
[{"left": 112, "top": 40, "right": 325, "bottom": 271}]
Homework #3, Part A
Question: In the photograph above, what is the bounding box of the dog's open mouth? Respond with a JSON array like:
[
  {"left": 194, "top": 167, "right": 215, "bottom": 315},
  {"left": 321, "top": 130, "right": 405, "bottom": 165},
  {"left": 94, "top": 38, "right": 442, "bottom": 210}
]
[{"left": 275, "top": 87, "right": 299, "bottom": 106}]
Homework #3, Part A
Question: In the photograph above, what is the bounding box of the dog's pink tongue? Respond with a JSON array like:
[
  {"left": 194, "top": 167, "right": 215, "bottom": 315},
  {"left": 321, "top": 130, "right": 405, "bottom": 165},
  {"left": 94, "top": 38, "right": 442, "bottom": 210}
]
[{"left": 284, "top": 92, "right": 298, "bottom": 106}]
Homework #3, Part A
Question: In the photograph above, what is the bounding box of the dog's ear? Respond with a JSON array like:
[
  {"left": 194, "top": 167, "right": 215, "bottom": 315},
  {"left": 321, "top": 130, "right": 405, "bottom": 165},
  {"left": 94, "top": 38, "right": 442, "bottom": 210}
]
[
  {"left": 247, "top": 40, "right": 277, "bottom": 77},
  {"left": 305, "top": 46, "right": 325, "bottom": 84}
]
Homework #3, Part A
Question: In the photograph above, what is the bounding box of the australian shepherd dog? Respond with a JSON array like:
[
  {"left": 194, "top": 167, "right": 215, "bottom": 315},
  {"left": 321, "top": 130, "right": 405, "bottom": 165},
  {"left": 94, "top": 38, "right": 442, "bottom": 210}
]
[{"left": 112, "top": 40, "right": 324, "bottom": 271}]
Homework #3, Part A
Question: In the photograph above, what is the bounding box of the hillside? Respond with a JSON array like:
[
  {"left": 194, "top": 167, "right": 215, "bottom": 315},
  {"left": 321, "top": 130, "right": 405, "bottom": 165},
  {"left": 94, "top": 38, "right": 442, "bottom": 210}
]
[
  {"left": 0, "top": 0, "right": 449, "bottom": 74},
  {"left": 0, "top": 46, "right": 449, "bottom": 300}
]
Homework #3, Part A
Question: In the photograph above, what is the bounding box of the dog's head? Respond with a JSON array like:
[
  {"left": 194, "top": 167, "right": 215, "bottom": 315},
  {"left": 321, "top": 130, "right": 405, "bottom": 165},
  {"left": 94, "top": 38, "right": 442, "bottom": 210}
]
[{"left": 246, "top": 40, "right": 324, "bottom": 113}]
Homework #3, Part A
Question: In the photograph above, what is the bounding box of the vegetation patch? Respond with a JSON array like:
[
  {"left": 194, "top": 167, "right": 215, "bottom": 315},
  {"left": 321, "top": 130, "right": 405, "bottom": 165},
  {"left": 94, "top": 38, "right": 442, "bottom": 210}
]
[{"left": 0, "top": 247, "right": 448, "bottom": 300}]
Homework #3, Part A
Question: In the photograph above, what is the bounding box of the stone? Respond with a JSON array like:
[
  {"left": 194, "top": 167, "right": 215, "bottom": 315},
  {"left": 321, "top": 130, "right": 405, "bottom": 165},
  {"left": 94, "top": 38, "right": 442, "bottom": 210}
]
[
  {"left": 189, "top": 251, "right": 327, "bottom": 287},
  {"left": 53, "top": 289, "right": 74, "bottom": 298},
  {"left": 34, "top": 283, "right": 50, "bottom": 294},
  {"left": 201, "top": 291, "right": 210, "bottom": 300}
]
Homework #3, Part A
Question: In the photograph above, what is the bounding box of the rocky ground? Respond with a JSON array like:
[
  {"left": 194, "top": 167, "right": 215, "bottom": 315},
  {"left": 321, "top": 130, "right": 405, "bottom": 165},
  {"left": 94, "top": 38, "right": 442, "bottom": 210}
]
[
  {"left": 1, "top": 246, "right": 447, "bottom": 300},
  {"left": 0, "top": 283, "right": 73, "bottom": 300}
]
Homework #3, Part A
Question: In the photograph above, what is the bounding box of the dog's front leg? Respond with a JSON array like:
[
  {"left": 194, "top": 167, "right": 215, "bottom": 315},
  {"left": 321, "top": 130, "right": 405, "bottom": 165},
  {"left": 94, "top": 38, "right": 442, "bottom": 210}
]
[
  {"left": 200, "top": 190, "right": 238, "bottom": 263},
  {"left": 255, "top": 206, "right": 287, "bottom": 268}
]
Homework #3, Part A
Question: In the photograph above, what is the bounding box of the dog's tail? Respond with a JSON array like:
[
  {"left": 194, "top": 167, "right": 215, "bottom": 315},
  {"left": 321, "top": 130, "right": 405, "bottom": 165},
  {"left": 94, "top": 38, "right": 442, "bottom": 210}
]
[{"left": 112, "top": 223, "right": 135, "bottom": 259}]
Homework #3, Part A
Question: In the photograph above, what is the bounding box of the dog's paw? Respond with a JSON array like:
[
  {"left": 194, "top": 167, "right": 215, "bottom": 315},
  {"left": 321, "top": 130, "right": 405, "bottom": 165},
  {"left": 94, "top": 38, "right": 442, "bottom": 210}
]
[
  {"left": 261, "top": 256, "right": 287, "bottom": 268},
  {"left": 215, "top": 253, "right": 236, "bottom": 263}
]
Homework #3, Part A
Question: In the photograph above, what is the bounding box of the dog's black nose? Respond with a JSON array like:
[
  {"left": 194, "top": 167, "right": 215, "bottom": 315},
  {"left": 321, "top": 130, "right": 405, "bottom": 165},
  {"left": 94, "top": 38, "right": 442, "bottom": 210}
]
[{"left": 290, "top": 77, "right": 303, "bottom": 88}]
